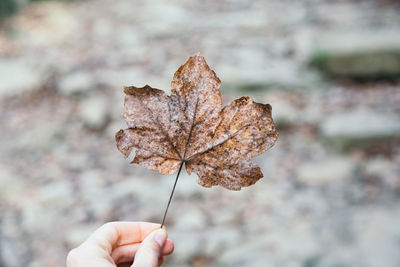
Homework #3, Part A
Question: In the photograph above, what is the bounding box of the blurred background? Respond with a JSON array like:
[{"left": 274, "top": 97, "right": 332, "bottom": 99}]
[{"left": 1, "top": 0, "right": 400, "bottom": 266}]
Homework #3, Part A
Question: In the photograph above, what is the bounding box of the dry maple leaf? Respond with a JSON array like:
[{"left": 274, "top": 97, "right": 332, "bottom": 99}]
[{"left": 116, "top": 53, "right": 279, "bottom": 191}]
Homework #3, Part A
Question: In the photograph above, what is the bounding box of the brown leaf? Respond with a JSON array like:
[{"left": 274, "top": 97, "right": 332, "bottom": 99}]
[{"left": 116, "top": 53, "right": 279, "bottom": 190}]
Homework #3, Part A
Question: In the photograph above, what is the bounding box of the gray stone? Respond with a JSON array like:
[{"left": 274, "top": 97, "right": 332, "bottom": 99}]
[
  {"left": 94, "top": 67, "right": 152, "bottom": 88},
  {"left": 79, "top": 170, "right": 106, "bottom": 202},
  {"left": 204, "top": 227, "right": 242, "bottom": 255},
  {"left": 173, "top": 209, "right": 206, "bottom": 231},
  {"left": 311, "top": 31, "right": 400, "bottom": 79},
  {"left": 36, "top": 180, "right": 73, "bottom": 204},
  {"left": 217, "top": 238, "right": 272, "bottom": 266},
  {"left": 106, "top": 121, "right": 126, "bottom": 140},
  {"left": 174, "top": 173, "right": 205, "bottom": 199},
  {"left": 21, "top": 202, "right": 53, "bottom": 232},
  {"left": 58, "top": 72, "right": 93, "bottom": 96},
  {"left": 297, "top": 156, "right": 355, "bottom": 186},
  {"left": 13, "top": 2, "right": 79, "bottom": 46},
  {"left": 138, "top": 3, "right": 188, "bottom": 37},
  {"left": 114, "top": 26, "right": 141, "bottom": 47},
  {"left": 79, "top": 96, "right": 110, "bottom": 129},
  {"left": 321, "top": 109, "right": 400, "bottom": 149},
  {"left": 271, "top": 99, "right": 299, "bottom": 128},
  {"left": 349, "top": 208, "right": 400, "bottom": 267},
  {"left": 65, "top": 224, "right": 98, "bottom": 248},
  {"left": 109, "top": 176, "right": 169, "bottom": 206},
  {"left": 363, "top": 157, "right": 394, "bottom": 178},
  {"left": 266, "top": 220, "right": 321, "bottom": 263},
  {"left": 212, "top": 211, "right": 240, "bottom": 226},
  {"left": 0, "top": 165, "right": 25, "bottom": 202},
  {"left": 78, "top": 170, "right": 116, "bottom": 219},
  {"left": 362, "top": 157, "right": 399, "bottom": 192},
  {"left": 167, "top": 231, "right": 203, "bottom": 264},
  {"left": 18, "top": 121, "right": 64, "bottom": 151},
  {"left": 0, "top": 59, "right": 42, "bottom": 98},
  {"left": 65, "top": 153, "right": 90, "bottom": 171},
  {"left": 218, "top": 59, "right": 305, "bottom": 90},
  {"left": 0, "top": 211, "right": 31, "bottom": 267}
]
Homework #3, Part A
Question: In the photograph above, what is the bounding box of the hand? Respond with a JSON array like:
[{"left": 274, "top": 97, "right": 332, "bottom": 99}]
[{"left": 67, "top": 222, "right": 174, "bottom": 267}]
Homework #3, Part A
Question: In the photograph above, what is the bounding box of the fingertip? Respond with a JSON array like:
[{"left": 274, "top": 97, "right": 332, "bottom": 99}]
[
  {"left": 131, "top": 228, "right": 166, "bottom": 267},
  {"left": 152, "top": 228, "right": 167, "bottom": 247},
  {"left": 161, "top": 239, "right": 174, "bottom": 255}
]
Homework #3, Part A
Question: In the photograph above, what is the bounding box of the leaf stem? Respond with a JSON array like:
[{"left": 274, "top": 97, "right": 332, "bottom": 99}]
[{"left": 160, "top": 161, "right": 184, "bottom": 228}]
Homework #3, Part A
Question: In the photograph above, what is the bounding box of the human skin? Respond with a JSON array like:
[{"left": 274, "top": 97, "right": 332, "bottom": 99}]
[{"left": 66, "top": 222, "right": 174, "bottom": 267}]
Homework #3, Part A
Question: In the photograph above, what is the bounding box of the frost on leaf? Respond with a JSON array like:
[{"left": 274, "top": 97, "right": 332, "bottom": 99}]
[{"left": 116, "top": 53, "right": 279, "bottom": 190}]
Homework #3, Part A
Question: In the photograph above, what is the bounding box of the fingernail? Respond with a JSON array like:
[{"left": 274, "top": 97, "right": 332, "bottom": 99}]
[{"left": 153, "top": 229, "right": 166, "bottom": 247}]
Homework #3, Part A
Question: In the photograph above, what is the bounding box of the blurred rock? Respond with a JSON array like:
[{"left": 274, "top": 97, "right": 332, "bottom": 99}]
[
  {"left": 212, "top": 210, "right": 239, "bottom": 225},
  {"left": 204, "top": 227, "right": 241, "bottom": 255},
  {"left": 271, "top": 99, "right": 299, "bottom": 128},
  {"left": 79, "top": 170, "right": 106, "bottom": 202},
  {"left": 66, "top": 153, "right": 90, "bottom": 171},
  {"left": 65, "top": 224, "right": 98, "bottom": 248},
  {"left": 0, "top": 166, "right": 25, "bottom": 203},
  {"left": 113, "top": 26, "right": 141, "bottom": 48},
  {"left": 79, "top": 170, "right": 114, "bottom": 219},
  {"left": 36, "top": 180, "right": 73, "bottom": 204},
  {"left": 13, "top": 2, "right": 78, "bottom": 46},
  {"left": 0, "top": 59, "right": 42, "bottom": 98},
  {"left": 297, "top": 156, "right": 355, "bottom": 186},
  {"left": 21, "top": 202, "right": 53, "bottom": 232},
  {"left": 58, "top": 72, "right": 93, "bottom": 96},
  {"left": 109, "top": 176, "right": 169, "bottom": 215},
  {"left": 168, "top": 231, "right": 203, "bottom": 264},
  {"left": 363, "top": 157, "right": 393, "bottom": 178},
  {"left": 219, "top": 60, "right": 305, "bottom": 90},
  {"left": 321, "top": 109, "right": 400, "bottom": 149},
  {"left": 106, "top": 121, "right": 126, "bottom": 141},
  {"left": 0, "top": 211, "right": 31, "bottom": 267},
  {"left": 217, "top": 238, "right": 271, "bottom": 266},
  {"left": 174, "top": 209, "right": 206, "bottom": 231},
  {"left": 18, "top": 121, "right": 64, "bottom": 151},
  {"left": 264, "top": 219, "right": 321, "bottom": 266},
  {"left": 349, "top": 208, "right": 400, "bottom": 267},
  {"left": 108, "top": 178, "right": 142, "bottom": 201},
  {"left": 362, "top": 157, "right": 400, "bottom": 192},
  {"left": 311, "top": 31, "right": 400, "bottom": 79},
  {"left": 79, "top": 96, "right": 110, "bottom": 129},
  {"left": 174, "top": 173, "right": 204, "bottom": 199}
]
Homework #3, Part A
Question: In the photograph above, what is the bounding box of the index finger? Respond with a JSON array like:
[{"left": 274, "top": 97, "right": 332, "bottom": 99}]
[{"left": 84, "top": 222, "right": 163, "bottom": 253}]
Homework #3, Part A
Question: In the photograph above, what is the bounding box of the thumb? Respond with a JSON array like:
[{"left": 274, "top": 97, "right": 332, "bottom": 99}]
[{"left": 132, "top": 228, "right": 167, "bottom": 267}]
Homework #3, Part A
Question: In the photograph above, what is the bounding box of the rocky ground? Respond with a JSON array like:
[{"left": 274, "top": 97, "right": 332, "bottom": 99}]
[{"left": 0, "top": 0, "right": 400, "bottom": 266}]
